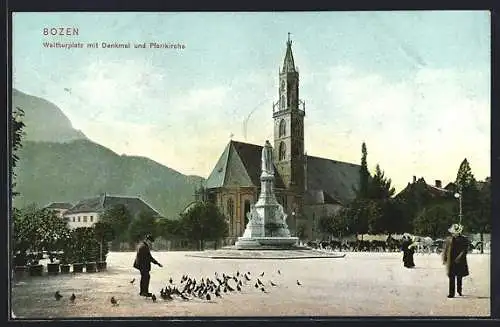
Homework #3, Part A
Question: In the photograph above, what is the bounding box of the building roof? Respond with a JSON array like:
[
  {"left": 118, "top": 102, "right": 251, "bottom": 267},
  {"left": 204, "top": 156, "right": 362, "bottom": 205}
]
[
  {"left": 282, "top": 37, "right": 296, "bottom": 73},
  {"left": 205, "top": 140, "right": 285, "bottom": 189},
  {"left": 64, "top": 193, "right": 161, "bottom": 218},
  {"left": 205, "top": 140, "right": 360, "bottom": 205},
  {"left": 44, "top": 202, "right": 74, "bottom": 210},
  {"left": 396, "top": 177, "right": 452, "bottom": 199}
]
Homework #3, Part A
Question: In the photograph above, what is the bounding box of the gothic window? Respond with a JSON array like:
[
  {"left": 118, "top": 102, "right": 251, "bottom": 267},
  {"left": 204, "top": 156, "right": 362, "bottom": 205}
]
[
  {"left": 281, "top": 95, "right": 286, "bottom": 109},
  {"left": 227, "top": 198, "right": 235, "bottom": 235},
  {"left": 279, "top": 119, "right": 286, "bottom": 137},
  {"left": 279, "top": 141, "right": 286, "bottom": 161}
]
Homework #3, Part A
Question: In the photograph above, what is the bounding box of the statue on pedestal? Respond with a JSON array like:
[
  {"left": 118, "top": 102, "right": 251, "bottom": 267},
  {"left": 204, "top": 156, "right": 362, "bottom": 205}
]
[{"left": 262, "top": 140, "right": 274, "bottom": 176}]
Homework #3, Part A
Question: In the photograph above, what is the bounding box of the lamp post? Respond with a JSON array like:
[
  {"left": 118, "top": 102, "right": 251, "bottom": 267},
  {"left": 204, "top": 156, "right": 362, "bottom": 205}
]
[{"left": 454, "top": 191, "right": 463, "bottom": 225}]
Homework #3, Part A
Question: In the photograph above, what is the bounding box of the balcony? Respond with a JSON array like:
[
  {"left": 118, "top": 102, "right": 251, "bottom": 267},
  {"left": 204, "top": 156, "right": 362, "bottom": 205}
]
[{"left": 272, "top": 99, "right": 306, "bottom": 116}]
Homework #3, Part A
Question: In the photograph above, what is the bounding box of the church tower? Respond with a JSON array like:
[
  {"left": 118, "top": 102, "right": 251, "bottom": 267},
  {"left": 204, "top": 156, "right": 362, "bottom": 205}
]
[{"left": 273, "top": 34, "right": 306, "bottom": 212}]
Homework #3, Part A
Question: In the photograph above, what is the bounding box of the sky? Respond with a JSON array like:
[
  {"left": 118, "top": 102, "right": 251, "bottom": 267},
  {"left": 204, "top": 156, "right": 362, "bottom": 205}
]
[{"left": 12, "top": 11, "right": 491, "bottom": 192}]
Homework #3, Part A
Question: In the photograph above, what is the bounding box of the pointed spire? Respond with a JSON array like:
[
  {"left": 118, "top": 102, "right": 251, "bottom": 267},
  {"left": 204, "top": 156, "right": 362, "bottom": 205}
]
[{"left": 282, "top": 33, "right": 296, "bottom": 73}]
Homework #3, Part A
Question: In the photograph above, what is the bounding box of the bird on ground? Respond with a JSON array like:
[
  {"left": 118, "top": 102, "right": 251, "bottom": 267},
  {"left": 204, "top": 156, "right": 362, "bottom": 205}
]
[
  {"left": 169, "top": 277, "right": 173, "bottom": 284},
  {"left": 151, "top": 294, "right": 157, "bottom": 302},
  {"left": 254, "top": 282, "right": 259, "bottom": 289},
  {"left": 260, "top": 287, "right": 267, "bottom": 293},
  {"left": 206, "top": 293, "right": 211, "bottom": 301},
  {"left": 296, "top": 280, "right": 302, "bottom": 286},
  {"left": 270, "top": 281, "right": 277, "bottom": 287},
  {"left": 180, "top": 293, "right": 189, "bottom": 301},
  {"left": 215, "top": 289, "right": 221, "bottom": 298},
  {"left": 54, "top": 291, "right": 63, "bottom": 301},
  {"left": 110, "top": 297, "right": 118, "bottom": 306},
  {"left": 236, "top": 271, "right": 240, "bottom": 277},
  {"left": 257, "top": 278, "right": 263, "bottom": 286},
  {"left": 70, "top": 293, "right": 76, "bottom": 303},
  {"left": 278, "top": 270, "right": 281, "bottom": 275},
  {"left": 130, "top": 278, "right": 135, "bottom": 284},
  {"left": 245, "top": 274, "right": 251, "bottom": 281},
  {"left": 237, "top": 284, "right": 241, "bottom": 292},
  {"left": 260, "top": 272, "right": 264, "bottom": 277}
]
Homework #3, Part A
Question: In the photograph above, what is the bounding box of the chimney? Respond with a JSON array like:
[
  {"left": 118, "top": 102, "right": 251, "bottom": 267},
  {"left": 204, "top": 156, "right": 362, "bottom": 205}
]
[
  {"left": 435, "top": 180, "right": 442, "bottom": 188},
  {"left": 412, "top": 176, "right": 416, "bottom": 183}
]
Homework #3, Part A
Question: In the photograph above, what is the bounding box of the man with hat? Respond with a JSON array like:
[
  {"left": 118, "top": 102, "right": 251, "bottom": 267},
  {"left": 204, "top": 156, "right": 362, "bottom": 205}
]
[
  {"left": 133, "top": 234, "right": 163, "bottom": 297},
  {"left": 442, "top": 223, "right": 469, "bottom": 298}
]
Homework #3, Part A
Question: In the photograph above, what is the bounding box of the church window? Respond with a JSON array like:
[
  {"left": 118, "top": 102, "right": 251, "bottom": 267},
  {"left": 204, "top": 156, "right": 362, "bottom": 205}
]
[
  {"left": 279, "top": 141, "right": 286, "bottom": 161},
  {"left": 279, "top": 119, "right": 286, "bottom": 137},
  {"left": 281, "top": 95, "right": 286, "bottom": 109},
  {"left": 227, "top": 198, "right": 235, "bottom": 235}
]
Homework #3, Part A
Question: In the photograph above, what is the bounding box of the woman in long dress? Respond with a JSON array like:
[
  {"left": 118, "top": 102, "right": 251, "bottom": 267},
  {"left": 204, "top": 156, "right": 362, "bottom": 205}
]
[{"left": 401, "top": 234, "right": 416, "bottom": 268}]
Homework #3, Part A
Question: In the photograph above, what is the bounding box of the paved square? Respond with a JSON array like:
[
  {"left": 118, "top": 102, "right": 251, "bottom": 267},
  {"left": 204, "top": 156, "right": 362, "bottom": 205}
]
[{"left": 11, "top": 251, "right": 490, "bottom": 318}]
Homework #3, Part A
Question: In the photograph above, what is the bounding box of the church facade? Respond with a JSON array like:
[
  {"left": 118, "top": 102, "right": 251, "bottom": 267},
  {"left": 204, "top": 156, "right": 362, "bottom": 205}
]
[{"left": 198, "top": 37, "right": 361, "bottom": 243}]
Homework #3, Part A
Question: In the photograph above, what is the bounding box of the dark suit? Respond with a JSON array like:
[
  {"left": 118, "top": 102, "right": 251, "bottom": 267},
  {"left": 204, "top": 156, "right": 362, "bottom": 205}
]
[
  {"left": 443, "top": 235, "right": 469, "bottom": 297},
  {"left": 401, "top": 239, "right": 415, "bottom": 268},
  {"left": 133, "top": 241, "right": 159, "bottom": 295}
]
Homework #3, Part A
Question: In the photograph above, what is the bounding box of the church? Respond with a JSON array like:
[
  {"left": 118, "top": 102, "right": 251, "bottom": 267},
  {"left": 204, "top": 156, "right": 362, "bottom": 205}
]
[{"left": 198, "top": 36, "right": 361, "bottom": 243}]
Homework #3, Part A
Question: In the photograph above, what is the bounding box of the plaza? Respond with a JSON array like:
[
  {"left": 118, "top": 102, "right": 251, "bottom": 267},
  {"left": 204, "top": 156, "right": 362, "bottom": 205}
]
[{"left": 11, "top": 251, "right": 489, "bottom": 318}]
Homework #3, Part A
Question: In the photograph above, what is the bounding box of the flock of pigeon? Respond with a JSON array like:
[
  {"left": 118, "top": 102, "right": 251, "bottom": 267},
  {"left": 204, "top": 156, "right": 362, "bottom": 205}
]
[{"left": 53, "top": 269, "right": 303, "bottom": 306}]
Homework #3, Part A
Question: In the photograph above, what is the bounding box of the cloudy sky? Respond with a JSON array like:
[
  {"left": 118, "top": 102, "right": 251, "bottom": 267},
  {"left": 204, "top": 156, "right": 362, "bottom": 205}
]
[{"left": 13, "top": 11, "right": 490, "bottom": 192}]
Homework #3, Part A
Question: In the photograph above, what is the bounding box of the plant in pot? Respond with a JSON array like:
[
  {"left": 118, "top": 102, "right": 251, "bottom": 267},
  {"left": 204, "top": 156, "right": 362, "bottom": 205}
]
[
  {"left": 59, "top": 235, "right": 72, "bottom": 274},
  {"left": 93, "top": 222, "right": 113, "bottom": 271},
  {"left": 78, "top": 227, "right": 97, "bottom": 273}
]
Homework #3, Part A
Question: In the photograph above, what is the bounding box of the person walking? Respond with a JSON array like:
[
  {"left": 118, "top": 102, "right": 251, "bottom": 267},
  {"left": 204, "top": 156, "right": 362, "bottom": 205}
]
[
  {"left": 442, "top": 223, "right": 469, "bottom": 298},
  {"left": 133, "top": 234, "right": 163, "bottom": 297},
  {"left": 401, "top": 234, "right": 416, "bottom": 268}
]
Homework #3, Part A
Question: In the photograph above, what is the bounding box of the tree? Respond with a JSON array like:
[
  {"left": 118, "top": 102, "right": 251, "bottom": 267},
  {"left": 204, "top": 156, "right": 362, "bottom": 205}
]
[
  {"left": 93, "top": 221, "right": 114, "bottom": 262},
  {"left": 127, "top": 211, "right": 159, "bottom": 244},
  {"left": 368, "top": 164, "right": 395, "bottom": 200},
  {"left": 358, "top": 142, "right": 370, "bottom": 199},
  {"left": 100, "top": 204, "right": 132, "bottom": 246},
  {"left": 413, "top": 202, "right": 456, "bottom": 239},
  {"left": 179, "top": 202, "right": 228, "bottom": 250},
  {"left": 454, "top": 159, "right": 483, "bottom": 237},
  {"left": 11, "top": 106, "right": 26, "bottom": 198}
]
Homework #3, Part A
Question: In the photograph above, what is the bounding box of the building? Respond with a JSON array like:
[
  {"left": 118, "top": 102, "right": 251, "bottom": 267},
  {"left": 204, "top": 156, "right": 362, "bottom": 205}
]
[
  {"left": 44, "top": 202, "right": 74, "bottom": 218},
  {"left": 200, "top": 36, "right": 361, "bottom": 243},
  {"left": 396, "top": 176, "right": 454, "bottom": 200},
  {"left": 63, "top": 193, "right": 162, "bottom": 229}
]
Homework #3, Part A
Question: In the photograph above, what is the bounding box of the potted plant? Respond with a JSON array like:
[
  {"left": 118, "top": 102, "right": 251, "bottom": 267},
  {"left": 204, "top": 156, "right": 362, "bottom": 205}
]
[
  {"left": 70, "top": 228, "right": 86, "bottom": 273},
  {"left": 59, "top": 240, "right": 72, "bottom": 274},
  {"left": 27, "top": 252, "right": 44, "bottom": 277}
]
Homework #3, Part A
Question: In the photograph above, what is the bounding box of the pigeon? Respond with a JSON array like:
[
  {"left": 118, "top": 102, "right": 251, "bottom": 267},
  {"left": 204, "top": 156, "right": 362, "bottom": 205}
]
[
  {"left": 110, "top": 297, "right": 118, "bottom": 305},
  {"left": 270, "top": 281, "right": 277, "bottom": 287},
  {"left": 257, "top": 279, "right": 263, "bottom": 286},
  {"left": 260, "top": 272, "right": 264, "bottom": 277},
  {"left": 206, "top": 293, "right": 211, "bottom": 301},
  {"left": 130, "top": 278, "right": 135, "bottom": 284},
  {"left": 254, "top": 282, "right": 259, "bottom": 289},
  {"left": 278, "top": 270, "right": 281, "bottom": 275},
  {"left": 70, "top": 293, "right": 76, "bottom": 303},
  {"left": 151, "top": 294, "right": 157, "bottom": 302},
  {"left": 297, "top": 280, "right": 302, "bottom": 286},
  {"left": 245, "top": 274, "right": 251, "bottom": 281},
  {"left": 54, "top": 291, "right": 63, "bottom": 301},
  {"left": 237, "top": 284, "right": 242, "bottom": 291},
  {"left": 236, "top": 271, "right": 240, "bottom": 277},
  {"left": 215, "top": 289, "right": 221, "bottom": 298},
  {"left": 261, "top": 287, "right": 267, "bottom": 293},
  {"left": 169, "top": 277, "right": 173, "bottom": 284}
]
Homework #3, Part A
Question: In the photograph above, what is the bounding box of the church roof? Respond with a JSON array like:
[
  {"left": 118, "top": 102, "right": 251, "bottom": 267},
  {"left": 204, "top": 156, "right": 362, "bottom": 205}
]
[
  {"left": 44, "top": 202, "right": 74, "bottom": 210},
  {"left": 205, "top": 140, "right": 285, "bottom": 189},
  {"left": 205, "top": 141, "right": 360, "bottom": 205},
  {"left": 282, "top": 37, "right": 296, "bottom": 73},
  {"left": 305, "top": 155, "right": 361, "bottom": 205}
]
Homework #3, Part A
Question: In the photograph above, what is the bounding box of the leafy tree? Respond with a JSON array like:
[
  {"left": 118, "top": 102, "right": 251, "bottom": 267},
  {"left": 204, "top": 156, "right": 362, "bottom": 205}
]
[
  {"left": 179, "top": 201, "right": 228, "bottom": 250},
  {"left": 11, "top": 106, "right": 26, "bottom": 198},
  {"left": 100, "top": 204, "right": 132, "bottom": 246},
  {"left": 93, "top": 221, "right": 114, "bottom": 261},
  {"left": 156, "top": 218, "right": 184, "bottom": 239},
  {"left": 127, "top": 211, "right": 159, "bottom": 244},
  {"left": 413, "top": 202, "right": 456, "bottom": 238},
  {"left": 382, "top": 198, "right": 411, "bottom": 235}
]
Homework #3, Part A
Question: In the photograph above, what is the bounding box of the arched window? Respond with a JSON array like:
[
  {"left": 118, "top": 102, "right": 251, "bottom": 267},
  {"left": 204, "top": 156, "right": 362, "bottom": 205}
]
[
  {"left": 281, "top": 95, "right": 286, "bottom": 109},
  {"left": 279, "top": 119, "right": 286, "bottom": 137},
  {"left": 227, "top": 198, "right": 234, "bottom": 235},
  {"left": 279, "top": 141, "right": 286, "bottom": 161}
]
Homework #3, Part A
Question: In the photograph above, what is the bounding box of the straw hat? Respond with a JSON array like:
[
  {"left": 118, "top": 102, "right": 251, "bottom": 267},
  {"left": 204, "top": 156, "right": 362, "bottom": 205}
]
[{"left": 448, "top": 223, "right": 463, "bottom": 235}]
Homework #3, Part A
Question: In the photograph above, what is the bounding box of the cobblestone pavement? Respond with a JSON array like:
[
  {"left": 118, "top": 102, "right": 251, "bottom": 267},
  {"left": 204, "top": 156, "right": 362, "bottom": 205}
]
[{"left": 11, "top": 251, "right": 490, "bottom": 318}]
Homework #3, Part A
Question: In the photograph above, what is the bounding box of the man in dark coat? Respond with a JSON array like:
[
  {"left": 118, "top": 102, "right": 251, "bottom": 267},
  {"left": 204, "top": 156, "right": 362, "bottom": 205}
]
[
  {"left": 442, "top": 224, "right": 469, "bottom": 298},
  {"left": 133, "top": 234, "right": 162, "bottom": 297}
]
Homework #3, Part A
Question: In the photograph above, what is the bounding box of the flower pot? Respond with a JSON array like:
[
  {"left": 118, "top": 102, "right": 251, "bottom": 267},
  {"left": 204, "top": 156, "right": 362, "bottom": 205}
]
[
  {"left": 14, "top": 266, "right": 29, "bottom": 279},
  {"left": 60, "top": 264, "right": 71, "bottom": 274},
  {"left": 47, "top": 263, "right": 60, "bottom": 275},
  {"left": 96, "top": 261, "right": 107, "bottom": 271},
  {"left": 72, "top": 263, "right": 84, "bottom": 273},
  {"left": 85, "top": 262, "right": 97, "bottom": 273},
  {"left": 28, "top": 264, "right": 43, "bottom": 277}
]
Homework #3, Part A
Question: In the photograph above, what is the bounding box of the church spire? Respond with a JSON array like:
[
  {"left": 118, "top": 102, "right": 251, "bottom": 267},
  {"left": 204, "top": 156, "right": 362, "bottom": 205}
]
[{"left": 282, "top": 32, "right": 296, "bottom": 73}]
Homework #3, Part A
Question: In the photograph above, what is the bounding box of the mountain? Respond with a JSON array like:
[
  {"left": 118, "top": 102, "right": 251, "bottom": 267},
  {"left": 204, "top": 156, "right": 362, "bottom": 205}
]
[
  {"left": 14, "top": 139, "right": 204, "bottom": 218},
  {"left": 12, "top": 88, "right": 87, "bottom": 142},
  {"left": 12, "top": 89, "right": 204, "bottom": 218}
]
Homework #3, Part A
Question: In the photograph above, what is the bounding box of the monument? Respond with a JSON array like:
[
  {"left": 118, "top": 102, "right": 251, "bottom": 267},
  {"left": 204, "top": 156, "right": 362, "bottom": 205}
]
[{"left": 235, "top": 140, "right": 299, "bottom": 249}]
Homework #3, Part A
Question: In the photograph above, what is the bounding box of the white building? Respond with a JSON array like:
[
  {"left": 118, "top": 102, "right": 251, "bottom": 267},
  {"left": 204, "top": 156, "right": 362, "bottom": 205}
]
[
  {"left": 44, "top": 202, "right": 74, "bottom": 218},
  {"left": 63, "top": 193, "right": 162, "bottom": 229}
]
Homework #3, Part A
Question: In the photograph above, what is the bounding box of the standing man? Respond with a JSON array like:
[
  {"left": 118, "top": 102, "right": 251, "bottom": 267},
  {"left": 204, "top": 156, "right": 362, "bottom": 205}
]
[
  {"left": 133, "top": 234, "right": 162, "bottom": 297},
  {"left": 442, "top": 224, "right": 469, "bottom": 298}
]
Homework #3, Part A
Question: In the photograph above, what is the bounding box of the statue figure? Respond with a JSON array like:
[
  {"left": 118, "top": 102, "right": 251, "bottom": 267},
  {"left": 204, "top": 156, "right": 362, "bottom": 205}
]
[{"left": 262, "top": 140, "right": 274, "bottom": 176}]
